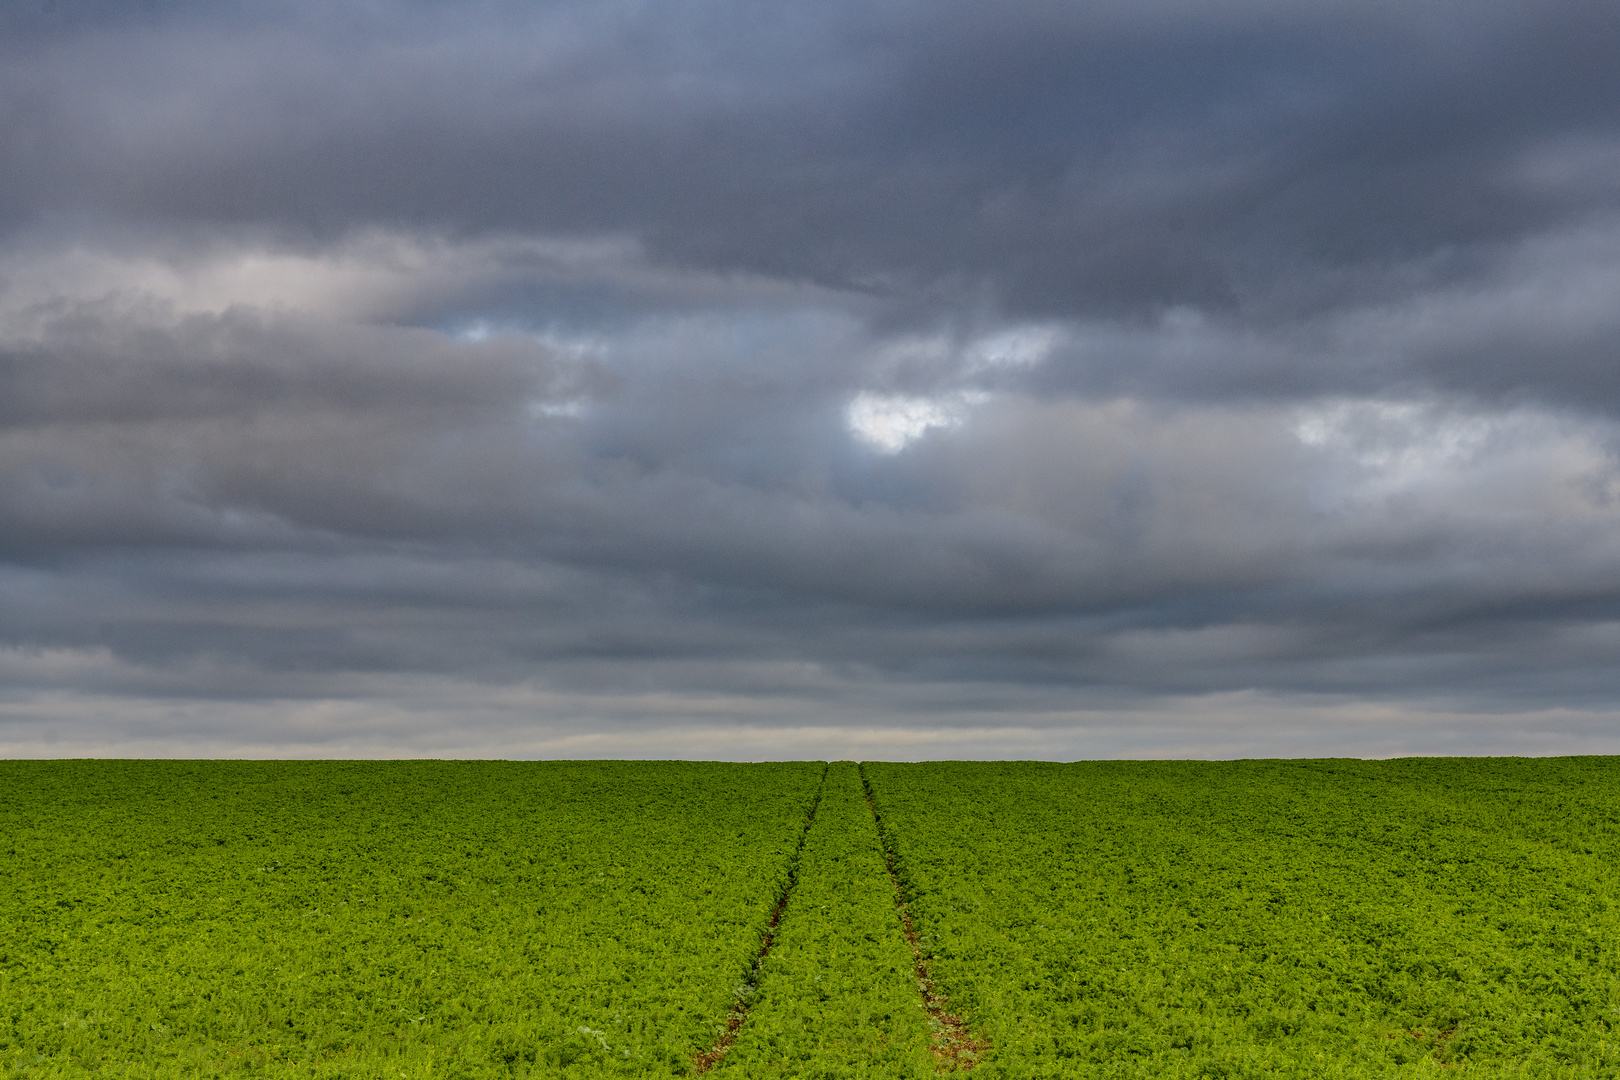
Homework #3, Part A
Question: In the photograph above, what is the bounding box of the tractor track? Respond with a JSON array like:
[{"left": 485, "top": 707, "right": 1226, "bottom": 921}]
[
  {"left": 859, "top": 762, "right": 986, "bottom": 1072},
  {"left": 692, "top": 762, "right": 828, "bottom": 1074}
]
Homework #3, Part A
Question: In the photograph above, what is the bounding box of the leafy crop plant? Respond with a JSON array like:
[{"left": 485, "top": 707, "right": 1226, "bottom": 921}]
[
  {"left": 5, "top": 757, "right": 1617, "bottom": 1076},
  {"left": 1, "top": 760, "right": 822, "bottom": 1077},
  {"left": 862, "top": 757, "right": 1620, "bottom": 1078}
]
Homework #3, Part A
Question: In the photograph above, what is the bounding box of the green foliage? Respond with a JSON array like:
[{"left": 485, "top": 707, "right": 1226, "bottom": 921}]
[
  {"left": 0, "top": 760, "right": 823, "bottom": 1078},
  {"left": 713, "top": 762, "right": 934, "bottom": 1078},
  {"left": 862, "top": 758, "right": 1620, "bottom": 1078},
  {"left": 4, "top": 758, "right": 1616, "bottom": 1077}
]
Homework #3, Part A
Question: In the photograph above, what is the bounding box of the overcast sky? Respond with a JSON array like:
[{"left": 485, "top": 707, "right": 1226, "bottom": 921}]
[{"left": 4, "top": 0, "right": 1620, "bottom": 758}]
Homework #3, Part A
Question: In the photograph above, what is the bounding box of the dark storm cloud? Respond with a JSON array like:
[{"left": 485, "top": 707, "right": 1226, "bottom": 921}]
[
  {"left": 0, "top": 0, "right": 1613, "bottom": 418},
  {"left": 6, "top": 0, "right": 1618, "bottom": 319},
  {"left": 4, "top": 0, "right": 1620, "bottom": 756}
]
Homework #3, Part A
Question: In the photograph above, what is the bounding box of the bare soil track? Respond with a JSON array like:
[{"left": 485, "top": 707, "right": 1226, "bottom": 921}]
[
  {"left": 858, "top": 763, "right": 987, "bottom": 1072},
  {"left": 692, "top": 764, "right": 828, "bottom": 1074}
]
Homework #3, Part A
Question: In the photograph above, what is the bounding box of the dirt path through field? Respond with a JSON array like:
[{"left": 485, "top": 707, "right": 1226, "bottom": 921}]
[
  {"left": 858, "top": 762, "right": 986, "bottom": 1072},
  {"left": 692, "top": 762, "right": 828, "bottom": 1074}
]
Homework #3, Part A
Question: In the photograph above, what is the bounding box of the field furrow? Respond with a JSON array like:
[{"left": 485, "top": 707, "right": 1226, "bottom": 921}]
[
  {"left": 860, "top": 762, "right": 986, "bottom": 1071},
  {"left": 694, "top": 763, "right": 828, "bottom": 1072},
  {"left": 712, "top": 762, "right": 936, "bottom": 1079},
  {"left": 0, "top": 760, "right": 824, "bottom": 1078},
  {"left": 5, "top": 758, "right": 1617, "bottom": 1077},
  {"left": 863, "top": 759, "right": 1620, "bottom": 1078}
]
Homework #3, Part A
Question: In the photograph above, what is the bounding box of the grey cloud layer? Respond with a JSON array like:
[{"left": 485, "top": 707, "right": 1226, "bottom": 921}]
[
  {"left": 3, "top": 0, "right": 1620, "bottom": 755},
  {"left": 8, "top": 5, "right": 1618, "bottom": 304}
]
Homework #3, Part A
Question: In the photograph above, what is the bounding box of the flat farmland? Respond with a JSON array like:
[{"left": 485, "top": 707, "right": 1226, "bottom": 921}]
[
  {"left": 2, "top": 761, "right": 823, "bottom": 1077},
  {"left": 3, "top": 759, "right": 1617, "bottom": 1078}
]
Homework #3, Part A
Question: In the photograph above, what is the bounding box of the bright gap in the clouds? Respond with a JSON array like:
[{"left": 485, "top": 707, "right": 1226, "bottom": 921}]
[{"left": 846, "top": 391, "right": 988, "bottom": 453}]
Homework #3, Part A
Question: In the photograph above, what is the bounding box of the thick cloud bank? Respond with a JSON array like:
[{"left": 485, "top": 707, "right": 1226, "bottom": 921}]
[{"left": 4, "top": 0, "right": 1620, "bottom": 757}]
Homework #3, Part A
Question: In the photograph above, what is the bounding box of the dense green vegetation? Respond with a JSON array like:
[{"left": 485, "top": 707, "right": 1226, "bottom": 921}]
[
  {"left": 4, "top": 757, "right": 1617, "bottom": 1077},
  {"left": 1, "top": 760, "right": 822, "bottom": 1077},
  {"left": 863, "top": 757, "right": 1620, "bottom": 1078}
]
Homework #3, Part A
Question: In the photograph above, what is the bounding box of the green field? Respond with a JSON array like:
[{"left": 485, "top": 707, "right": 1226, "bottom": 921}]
[{"left": 3, "top": 759, "right": 1617, "bottom": 1077}]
